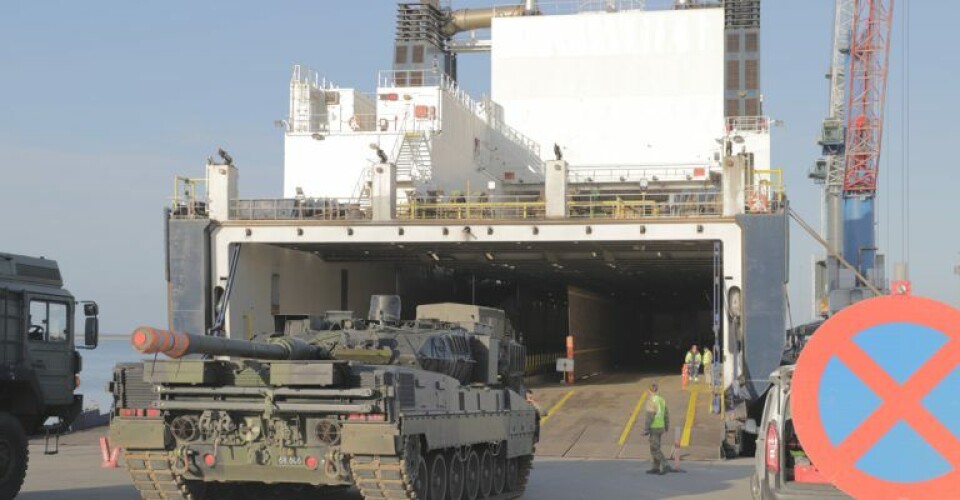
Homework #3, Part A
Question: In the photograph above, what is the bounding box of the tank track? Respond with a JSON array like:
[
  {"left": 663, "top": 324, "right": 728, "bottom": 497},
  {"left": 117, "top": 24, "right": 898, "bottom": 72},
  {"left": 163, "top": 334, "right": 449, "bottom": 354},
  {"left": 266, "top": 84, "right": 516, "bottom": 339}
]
[
  {"left": 350, "top": 449, "right": 533, "bottom": 500},
  {"left": 124, "top": 450, "right": 203, "bottom": 500}
]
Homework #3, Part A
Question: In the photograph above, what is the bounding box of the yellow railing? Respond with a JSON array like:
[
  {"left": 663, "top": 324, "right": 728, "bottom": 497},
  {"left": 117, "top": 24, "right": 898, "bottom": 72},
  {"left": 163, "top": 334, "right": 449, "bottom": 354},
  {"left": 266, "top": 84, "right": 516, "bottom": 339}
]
[
  {"left": 171, "top": 176, "right": 208, "bottom": 219},
  {"left": 403, "top": 199, "right": 546, "bottom": 220},
  {"left": 745, "top": 168, "right": 785, "bottom": 214},
  {"left": 567, "top": 198, "right": 661, "bottom": 219}
]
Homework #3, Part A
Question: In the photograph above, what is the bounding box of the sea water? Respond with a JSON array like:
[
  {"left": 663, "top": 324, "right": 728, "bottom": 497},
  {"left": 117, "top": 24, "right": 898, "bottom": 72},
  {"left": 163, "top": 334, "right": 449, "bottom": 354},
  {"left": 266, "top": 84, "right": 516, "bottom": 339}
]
[{"left": 78, "top": 336, "right": 145, "bottom": 412}]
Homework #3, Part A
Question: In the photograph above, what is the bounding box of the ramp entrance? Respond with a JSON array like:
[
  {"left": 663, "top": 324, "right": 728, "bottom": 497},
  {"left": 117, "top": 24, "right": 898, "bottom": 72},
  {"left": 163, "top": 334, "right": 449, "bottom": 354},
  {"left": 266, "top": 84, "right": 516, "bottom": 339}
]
[
  {"left": 262, "top": 239, "right": 719, "bottom": 377},
  {"left": 233, "top": 239, "right": 725, "bottom": 460}
]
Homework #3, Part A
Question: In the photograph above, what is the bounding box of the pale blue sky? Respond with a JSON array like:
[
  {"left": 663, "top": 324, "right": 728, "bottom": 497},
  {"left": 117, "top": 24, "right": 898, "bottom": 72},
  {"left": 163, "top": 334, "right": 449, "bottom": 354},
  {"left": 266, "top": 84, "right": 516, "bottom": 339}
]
[{"left": 1, "top": 1, "right": 956, "bottom": 334}]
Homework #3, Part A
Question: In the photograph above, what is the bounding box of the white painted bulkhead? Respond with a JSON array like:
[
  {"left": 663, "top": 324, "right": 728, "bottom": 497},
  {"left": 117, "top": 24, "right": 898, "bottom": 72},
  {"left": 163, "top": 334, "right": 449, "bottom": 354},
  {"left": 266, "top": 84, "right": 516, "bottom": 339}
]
[
  {"left": 283, "top": 74, "right": 543, "bottom": 200},
  {"left": 224, "top": 243, "right": 396, "bottom": 338},
  {"left": 491, "top": 8, "right": 726, "bottom": 168}
]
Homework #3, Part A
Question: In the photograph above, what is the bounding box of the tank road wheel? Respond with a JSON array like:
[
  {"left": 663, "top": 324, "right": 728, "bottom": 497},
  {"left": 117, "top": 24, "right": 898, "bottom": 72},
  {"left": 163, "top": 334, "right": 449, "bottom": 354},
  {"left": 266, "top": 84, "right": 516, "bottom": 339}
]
[
  {"left": 428, "top": 452, "right": 447, "bottom": 500},
  {"left": 478, "top": 449, "right": 493, "bottom": 498},
  {"left": 446, "top": 450, "right": 465, "bottom": 500},
  {"left": 408, "top": 454, "right": 429, "bottom": 499},
  {"left": 491, "top": 451, "right": 506, "bottom": 495},
  {"left": 0, "top": 413, "right": 28, "bottom": 500},
  {"left": 464, "top": 449, "right": 481, "bottom": 500},
  {"left": 505, "top": 458, "right": 519, "bottom": 492}
]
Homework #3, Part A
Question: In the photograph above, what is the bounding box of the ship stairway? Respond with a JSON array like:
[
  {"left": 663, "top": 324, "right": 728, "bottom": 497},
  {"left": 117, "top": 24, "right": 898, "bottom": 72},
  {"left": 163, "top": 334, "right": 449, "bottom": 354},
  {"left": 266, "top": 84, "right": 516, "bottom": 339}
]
[{"left": 394, "top": 130, "right": 433, "bottom": 186}]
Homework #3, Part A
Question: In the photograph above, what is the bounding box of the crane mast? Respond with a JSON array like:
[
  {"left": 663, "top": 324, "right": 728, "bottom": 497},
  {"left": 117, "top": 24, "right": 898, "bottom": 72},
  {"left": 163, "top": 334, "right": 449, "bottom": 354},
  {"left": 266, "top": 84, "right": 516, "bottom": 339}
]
[
  {"left": 818, "top": 0, "right": 854, "bottom": 254},
  {"left": 813, "top": 0, "right": 893, "bottom": 316},
  {"left": 841, "top": 0, "right": 894, "bottom": 279}
]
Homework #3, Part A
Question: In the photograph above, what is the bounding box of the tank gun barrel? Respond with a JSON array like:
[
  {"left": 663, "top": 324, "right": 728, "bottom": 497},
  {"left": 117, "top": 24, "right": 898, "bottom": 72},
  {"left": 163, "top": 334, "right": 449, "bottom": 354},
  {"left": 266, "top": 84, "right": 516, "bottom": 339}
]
[{"left": 131, "top": 327, "right": 322, "bottom": 360}]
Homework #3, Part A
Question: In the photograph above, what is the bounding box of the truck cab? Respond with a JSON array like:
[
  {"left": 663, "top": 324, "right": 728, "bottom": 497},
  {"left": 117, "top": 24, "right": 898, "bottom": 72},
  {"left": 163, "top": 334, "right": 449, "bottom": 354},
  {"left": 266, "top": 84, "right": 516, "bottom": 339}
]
[{"left": 0, "top": 252, "right": 98, "bottom": 497}]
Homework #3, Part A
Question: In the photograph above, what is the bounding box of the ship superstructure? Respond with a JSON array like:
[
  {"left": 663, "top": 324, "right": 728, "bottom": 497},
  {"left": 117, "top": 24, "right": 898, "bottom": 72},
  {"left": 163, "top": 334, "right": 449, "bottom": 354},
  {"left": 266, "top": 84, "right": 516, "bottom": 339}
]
[{"left": 167, "top": 0, "right": 782, "bottom": 457}]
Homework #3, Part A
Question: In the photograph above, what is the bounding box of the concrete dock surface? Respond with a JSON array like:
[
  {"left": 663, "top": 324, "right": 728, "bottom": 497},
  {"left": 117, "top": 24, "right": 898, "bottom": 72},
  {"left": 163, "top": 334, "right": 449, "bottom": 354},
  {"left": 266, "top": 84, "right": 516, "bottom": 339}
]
[{"left": 22, "top": 425, "right": 753, "bottom": 499}]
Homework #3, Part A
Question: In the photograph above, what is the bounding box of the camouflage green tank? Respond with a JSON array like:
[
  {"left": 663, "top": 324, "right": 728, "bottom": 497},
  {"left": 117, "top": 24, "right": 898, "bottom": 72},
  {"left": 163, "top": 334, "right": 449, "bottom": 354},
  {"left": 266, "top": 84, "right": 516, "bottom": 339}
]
[{"left": 109, "top": 296, "right": 537, "bottom": 499}]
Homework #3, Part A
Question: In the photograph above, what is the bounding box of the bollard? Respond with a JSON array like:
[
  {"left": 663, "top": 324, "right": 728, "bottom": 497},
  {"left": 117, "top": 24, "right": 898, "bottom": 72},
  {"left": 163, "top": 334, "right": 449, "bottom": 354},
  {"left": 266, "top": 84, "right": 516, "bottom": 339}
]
[
  {"left": 100, "top": 436, "right": 121, "bottom": 468},
  {"left": 565, "top": 335, "right": 575, "bottom": 385},
  {"left": 681, "top": 364, "right": 688, "bottom": 391}
]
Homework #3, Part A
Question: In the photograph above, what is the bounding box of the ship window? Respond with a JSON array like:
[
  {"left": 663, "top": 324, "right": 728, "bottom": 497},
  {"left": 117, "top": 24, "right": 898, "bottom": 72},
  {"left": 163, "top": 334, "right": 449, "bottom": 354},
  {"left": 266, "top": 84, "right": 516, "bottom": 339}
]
[
  {"left": 412, "top": 45, "right": 425, "bottom": 64},
  {"left": 409, "top": 71, "right": 423, "bottom": 87},
  {"left": 745, "top": 33, "right": 759, "bottom": 52},
  {"left": 726, "top": 34, "right": 740, "bottom": 53},
  {"left": 726, "top": 99, "right": 741, "bottom": 117},
  {"left": 28, "top": 299, "right": 68, "bottom": 343},
  {"left": 395, "top": 45, "right": 408, "bottom": 64},
  {"left": 726, "top": 60, "right": 740, "bottom": 90},
  {"left": 745, "top": 98, "right": 760, "bottom": 116},
  {"left": 745, "top": 59, "right": 759, "bottom": 90}
]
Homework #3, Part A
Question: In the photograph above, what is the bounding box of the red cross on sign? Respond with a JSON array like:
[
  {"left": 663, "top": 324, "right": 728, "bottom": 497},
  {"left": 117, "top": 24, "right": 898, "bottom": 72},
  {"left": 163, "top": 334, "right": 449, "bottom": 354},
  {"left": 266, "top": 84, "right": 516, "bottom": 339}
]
[{"left": 792, "top": 295, "right": 960, "bottom": 499}]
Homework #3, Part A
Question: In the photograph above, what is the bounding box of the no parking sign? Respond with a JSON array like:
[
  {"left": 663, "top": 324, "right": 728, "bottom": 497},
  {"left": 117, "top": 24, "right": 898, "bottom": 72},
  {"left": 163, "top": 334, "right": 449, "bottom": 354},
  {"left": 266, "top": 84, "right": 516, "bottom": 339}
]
[{"left": 792, "top": 295, "right": 960, "bottom": 499}]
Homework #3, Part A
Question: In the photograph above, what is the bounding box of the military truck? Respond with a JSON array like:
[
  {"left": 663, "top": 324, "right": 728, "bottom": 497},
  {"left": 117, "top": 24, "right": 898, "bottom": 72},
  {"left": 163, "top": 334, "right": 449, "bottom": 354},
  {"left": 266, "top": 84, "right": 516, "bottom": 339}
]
[
  {"left": 0, "top": 252, "right": 100, "bottom": 498},
  {"left": 110, "top": 296, "right": 537, "bottom": 499}
]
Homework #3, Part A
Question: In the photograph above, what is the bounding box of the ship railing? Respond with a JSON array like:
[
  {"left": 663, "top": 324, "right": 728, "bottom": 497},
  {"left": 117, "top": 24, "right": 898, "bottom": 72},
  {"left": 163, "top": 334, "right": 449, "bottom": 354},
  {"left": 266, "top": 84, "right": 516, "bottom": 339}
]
[
  {"left": 479, "top": 0, "right": 720, "bottom": 16},
  {"left": 437, "top": 73, "right": 542, "bottom": 158},
  {"left": 229, "top": 198, "right": 371, "bottom": 221},
  {"left": 169, "top": 176, "right": 209, "bottom": 220},
  {"left": 568, "top": 164, "right": 718, "bottom": 184},
  {"left": 376, "top": 69, "right": 542, "bottom": 159},
  {"left": 567, "top": 191, "right": 723, "bottom": 219},
  {"left": 401, "top": 193, "right": 546, "bottom": 221},
  {"left": 726, "top": 116, "right": 771, "bottom": 133},
  {"left": 291, "top": 64, "right": 339, "bottom": 90},
  {"left": 744, "top": 169, "right": 785, "bottom": 214}
]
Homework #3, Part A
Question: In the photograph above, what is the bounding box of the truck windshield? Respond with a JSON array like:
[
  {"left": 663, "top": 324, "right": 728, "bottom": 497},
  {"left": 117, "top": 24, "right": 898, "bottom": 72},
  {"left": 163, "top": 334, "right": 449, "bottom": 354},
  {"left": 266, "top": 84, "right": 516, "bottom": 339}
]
[{"left": 28, "top": 300, "right": 68, "bottom": 343}]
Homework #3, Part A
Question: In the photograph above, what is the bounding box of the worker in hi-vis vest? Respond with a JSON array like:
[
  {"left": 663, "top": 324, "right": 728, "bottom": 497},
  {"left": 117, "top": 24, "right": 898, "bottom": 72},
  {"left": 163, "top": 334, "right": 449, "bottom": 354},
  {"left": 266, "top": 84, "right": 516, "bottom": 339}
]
[
  {"left": 643, "top": 383, "right": 670, "bottom": 475},
  {"left": 685, "top": 345, "right": 702, "bottom": 382}
]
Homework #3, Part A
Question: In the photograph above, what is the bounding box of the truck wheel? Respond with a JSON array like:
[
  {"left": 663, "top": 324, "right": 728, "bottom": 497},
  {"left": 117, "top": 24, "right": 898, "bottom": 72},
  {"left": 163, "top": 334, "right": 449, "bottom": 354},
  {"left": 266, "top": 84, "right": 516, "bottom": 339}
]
[{"left": 0, "top": 413, "right": 28, "bottom": 500}]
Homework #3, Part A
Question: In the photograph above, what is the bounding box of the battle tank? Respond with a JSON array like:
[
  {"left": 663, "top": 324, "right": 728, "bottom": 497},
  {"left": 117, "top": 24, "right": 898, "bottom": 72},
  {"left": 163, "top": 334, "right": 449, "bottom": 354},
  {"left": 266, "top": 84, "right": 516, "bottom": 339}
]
[{"left": 109, "top": 296, "right": 538, "bottom": 500}]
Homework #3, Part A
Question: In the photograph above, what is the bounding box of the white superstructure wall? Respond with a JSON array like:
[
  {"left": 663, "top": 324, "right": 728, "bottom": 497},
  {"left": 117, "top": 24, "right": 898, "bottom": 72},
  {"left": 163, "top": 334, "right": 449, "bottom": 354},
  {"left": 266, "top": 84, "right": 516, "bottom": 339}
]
[
  {"left": 227, "top": 244, "right": 395, "bottom": 338},
  {"left": 491, "top": 8, "right": 725, "bottom": 168}
]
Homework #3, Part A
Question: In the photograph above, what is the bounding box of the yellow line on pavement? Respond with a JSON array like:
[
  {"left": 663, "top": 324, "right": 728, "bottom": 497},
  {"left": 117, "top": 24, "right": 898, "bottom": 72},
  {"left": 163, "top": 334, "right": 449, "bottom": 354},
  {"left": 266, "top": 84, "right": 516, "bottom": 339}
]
[
  {"left": 540, "top": 390, "right": 574, "bottom": 425},
  {"left": 680, "top": 388, "right": 699, "bottom": 447},
  {"left": 617, "top": 391, "right": 649, "bottom": 446}
]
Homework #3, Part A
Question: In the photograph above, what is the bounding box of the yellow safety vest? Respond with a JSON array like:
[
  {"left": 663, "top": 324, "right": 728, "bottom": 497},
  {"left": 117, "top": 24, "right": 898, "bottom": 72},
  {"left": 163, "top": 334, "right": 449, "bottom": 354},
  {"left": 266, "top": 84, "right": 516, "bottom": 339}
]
[{"left": 651, "top": 394, "right": 666, "bottom": 430}]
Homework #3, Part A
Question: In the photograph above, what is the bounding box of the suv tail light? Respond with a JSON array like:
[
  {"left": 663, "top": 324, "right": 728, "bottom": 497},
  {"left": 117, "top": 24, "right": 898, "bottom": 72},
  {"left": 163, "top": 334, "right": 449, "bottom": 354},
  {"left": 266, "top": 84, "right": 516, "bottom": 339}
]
[{"left": 765, "top": 421, "right": 780, "bottom": 472}]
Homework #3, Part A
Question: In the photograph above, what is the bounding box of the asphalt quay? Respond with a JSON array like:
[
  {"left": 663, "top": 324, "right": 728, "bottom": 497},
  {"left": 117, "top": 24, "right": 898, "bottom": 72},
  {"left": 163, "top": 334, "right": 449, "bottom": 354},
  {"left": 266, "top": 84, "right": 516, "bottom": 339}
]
[{"left": 23, "top": 429, "right": 753, "bottom": 500}]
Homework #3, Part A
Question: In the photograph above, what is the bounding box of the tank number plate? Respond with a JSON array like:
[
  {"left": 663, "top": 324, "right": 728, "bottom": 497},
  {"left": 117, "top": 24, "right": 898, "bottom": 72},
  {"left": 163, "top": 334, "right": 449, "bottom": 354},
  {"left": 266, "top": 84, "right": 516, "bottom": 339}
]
[{"left": 277, "top": 456, "right": 304, "bottom": 466}]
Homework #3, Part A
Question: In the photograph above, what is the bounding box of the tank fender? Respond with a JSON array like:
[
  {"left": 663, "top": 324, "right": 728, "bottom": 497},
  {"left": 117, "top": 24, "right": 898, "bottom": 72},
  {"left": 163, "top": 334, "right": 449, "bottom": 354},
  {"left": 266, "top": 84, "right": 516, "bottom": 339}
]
[
  {"left": 341, "top": 423, "right": 399, "bottom": 455},
  {"left": 109, "top": 418, "right": 170, "bottom": 450}
]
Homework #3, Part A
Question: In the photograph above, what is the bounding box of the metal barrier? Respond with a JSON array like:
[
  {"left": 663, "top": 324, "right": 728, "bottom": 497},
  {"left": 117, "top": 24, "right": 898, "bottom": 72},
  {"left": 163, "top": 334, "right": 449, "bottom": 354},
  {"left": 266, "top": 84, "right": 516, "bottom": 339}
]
[
  {"left": 568, "top": 191, "right": 722, "bottom": 219},
  {"left": 229, "top": 198, "right": 370, "bottom": 221},
  {"left": 524, "top": 352, "right": 565, "bottom": 377},
  {"left": 726, "top": 116, "right": 771, "bottom": 133},
  {"left": 402, "top": 194, "right": 545, "bottom": 221},
  {"left": 744, "top": 169, "right": 785, "bottom": 214},
  {"left": 170, "top": 176, "right": 208, "bottom": 219}
]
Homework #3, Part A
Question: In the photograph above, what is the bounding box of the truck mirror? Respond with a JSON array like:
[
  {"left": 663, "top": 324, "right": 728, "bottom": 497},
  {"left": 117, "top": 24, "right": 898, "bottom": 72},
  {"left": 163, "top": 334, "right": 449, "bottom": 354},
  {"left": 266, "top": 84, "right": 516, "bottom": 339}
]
[
  {"left": 84, "top": 317, "right": 99, "bottom": 349},
  {"left": 83, "top": 302, "right": 99, "bottom": 316}
]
